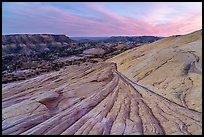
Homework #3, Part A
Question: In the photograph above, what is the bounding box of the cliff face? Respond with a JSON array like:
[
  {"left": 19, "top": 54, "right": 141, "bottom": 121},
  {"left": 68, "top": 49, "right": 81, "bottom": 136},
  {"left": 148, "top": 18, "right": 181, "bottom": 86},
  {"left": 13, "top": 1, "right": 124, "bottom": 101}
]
[
  {"left": 2, "top": 30, "right": 202, "bottom": 135},
  {"left": 2, "top": 34, "right": 73, "bottom": 55}
]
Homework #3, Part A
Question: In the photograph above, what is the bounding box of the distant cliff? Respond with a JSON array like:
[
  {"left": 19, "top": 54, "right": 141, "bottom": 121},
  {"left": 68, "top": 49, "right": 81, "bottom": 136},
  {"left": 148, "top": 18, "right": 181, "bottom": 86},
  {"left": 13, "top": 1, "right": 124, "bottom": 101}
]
[
  {"left": 105, "top": 36, "right": 163, "bottom": 43},
  {"left": 2, "top": 34, "right": 74, "bottom": 55}
]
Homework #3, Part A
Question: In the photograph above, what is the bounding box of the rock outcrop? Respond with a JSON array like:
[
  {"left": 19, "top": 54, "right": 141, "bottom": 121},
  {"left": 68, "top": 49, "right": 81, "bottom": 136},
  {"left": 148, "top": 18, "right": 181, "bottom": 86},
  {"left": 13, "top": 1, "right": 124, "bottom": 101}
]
[
  {"left": 2, "top": 30, "right": 202, "bottom": 135},
  {"left": 107, "top": 29, "right": 202, "bottom": 113}
]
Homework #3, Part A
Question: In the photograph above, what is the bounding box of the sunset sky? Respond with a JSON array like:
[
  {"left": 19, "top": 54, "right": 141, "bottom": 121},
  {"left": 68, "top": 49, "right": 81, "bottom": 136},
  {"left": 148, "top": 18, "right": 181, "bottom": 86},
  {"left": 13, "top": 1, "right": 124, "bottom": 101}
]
[{"left": 2, "top": 2, "right": 202, "bottom": 37}]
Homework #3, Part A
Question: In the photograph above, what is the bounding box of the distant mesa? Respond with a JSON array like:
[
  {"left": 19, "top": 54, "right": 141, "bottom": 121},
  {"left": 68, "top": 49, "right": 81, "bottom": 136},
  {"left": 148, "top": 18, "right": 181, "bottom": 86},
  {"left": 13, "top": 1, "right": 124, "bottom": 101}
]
[
  {"left": 71, "top": 36, "right": 163, "bottom": 43},
  {"left": 2, "top": 34, "right": 162, "bottom": 56},
  {"left": 2, "top": 34, "right": 74, "bottom": 55},
  {"left": 105, "top": 36, "right": 162, "bottom": 43}
]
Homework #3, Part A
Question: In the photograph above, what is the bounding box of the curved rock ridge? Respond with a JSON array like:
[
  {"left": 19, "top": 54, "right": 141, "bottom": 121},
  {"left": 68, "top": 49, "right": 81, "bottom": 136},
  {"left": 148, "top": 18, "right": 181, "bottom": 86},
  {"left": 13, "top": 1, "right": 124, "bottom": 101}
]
[
  {"left": 107, "top": 29, "right": 202, "bottom": 113},
  {"left": 2, "top": 61, "right": 202, "bottom": 135}
]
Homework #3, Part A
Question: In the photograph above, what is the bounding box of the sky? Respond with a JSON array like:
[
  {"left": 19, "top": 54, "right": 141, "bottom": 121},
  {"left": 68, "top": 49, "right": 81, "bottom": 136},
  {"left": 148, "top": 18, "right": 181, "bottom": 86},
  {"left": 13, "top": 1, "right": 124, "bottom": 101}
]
[{"left": 2, "top": 2, "right": 202, "bottom": 37}]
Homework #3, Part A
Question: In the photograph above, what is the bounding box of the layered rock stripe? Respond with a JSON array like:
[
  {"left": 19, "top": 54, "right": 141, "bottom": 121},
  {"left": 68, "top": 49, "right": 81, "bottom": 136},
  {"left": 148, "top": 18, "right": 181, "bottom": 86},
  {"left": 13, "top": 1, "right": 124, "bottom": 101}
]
[{"left": 2, "top": 30, "right": 202, "bottom": 135}]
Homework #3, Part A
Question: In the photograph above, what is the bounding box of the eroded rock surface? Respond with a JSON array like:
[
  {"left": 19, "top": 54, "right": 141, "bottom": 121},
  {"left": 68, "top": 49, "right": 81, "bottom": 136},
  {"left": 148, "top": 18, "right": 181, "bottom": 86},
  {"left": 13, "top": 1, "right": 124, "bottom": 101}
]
[
  {"left": 2, "top": 30, "right": 202, "bottom": 135},
  {"left": 108, "top": 29, "right": 202, "bottom": 112}
]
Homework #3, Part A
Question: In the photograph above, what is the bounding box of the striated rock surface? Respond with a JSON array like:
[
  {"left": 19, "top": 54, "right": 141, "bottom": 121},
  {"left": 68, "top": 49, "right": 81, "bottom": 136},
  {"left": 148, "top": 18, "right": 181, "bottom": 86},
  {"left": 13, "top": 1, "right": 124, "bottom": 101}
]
[
  {"left": 107, "top": 29, "right": 202, "bottom": 113},
  {"left": 2, "top": 30, "right": 202, "bottom": 135}
]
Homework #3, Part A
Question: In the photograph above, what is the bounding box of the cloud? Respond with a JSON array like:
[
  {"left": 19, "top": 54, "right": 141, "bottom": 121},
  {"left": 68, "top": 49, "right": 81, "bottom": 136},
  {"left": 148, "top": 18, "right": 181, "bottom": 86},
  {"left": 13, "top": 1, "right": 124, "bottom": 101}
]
[{"left": 2, "top": 2, "right": 202, "bottom": 36}]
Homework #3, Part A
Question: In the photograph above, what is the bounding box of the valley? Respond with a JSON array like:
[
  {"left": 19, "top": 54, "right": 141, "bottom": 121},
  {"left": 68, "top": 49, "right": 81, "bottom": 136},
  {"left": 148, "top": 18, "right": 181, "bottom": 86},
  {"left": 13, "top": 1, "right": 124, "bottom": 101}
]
[{"left": 2, "top": 34, "right": 161, "bottom": 83}]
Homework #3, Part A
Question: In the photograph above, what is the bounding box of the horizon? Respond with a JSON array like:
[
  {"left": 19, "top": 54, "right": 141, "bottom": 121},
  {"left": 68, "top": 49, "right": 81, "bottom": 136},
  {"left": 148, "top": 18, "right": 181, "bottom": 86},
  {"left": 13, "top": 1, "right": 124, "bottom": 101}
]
[
  {"left": 3, "top": 28, "right": 202, "bottom": 38},
  {"left": 2, "top": 33, "right": 164, "bottom": 37},
  {"left": 3, "top": 2, "right": 202, "bottom": 37}
]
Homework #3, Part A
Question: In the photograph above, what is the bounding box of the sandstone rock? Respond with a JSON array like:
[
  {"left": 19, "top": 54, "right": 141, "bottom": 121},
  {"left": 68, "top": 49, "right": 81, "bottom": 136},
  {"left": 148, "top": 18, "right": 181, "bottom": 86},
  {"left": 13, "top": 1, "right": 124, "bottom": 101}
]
[
  {"left": 107, "top": 29, "right": 202, "bottom": 112},
  {"left": 2, "top": 30, "right": 202, "bottom": 135},
  {"left": 37, "top": 92, "right": 60, "bottom": 110}
]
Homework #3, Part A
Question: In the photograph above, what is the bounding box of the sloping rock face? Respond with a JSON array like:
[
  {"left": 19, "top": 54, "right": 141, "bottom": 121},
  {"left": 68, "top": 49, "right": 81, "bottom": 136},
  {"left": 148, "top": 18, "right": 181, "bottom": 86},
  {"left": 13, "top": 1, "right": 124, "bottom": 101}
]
[
  {"left": 107, "top": 30, "right": 202, "bottom": 113},
  {"left": 2, "top": 30, "right": 202, "bottom": 135},
  {"left": 2, "top": 34, "right": 73, "bottom": 55}
]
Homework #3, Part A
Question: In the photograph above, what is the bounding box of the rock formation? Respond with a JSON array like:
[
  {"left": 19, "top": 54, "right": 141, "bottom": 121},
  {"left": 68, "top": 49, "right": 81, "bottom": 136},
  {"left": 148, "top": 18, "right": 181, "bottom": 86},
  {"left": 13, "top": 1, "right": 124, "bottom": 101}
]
[
  {"left": 107, "top": 29, "right": 202, "bottom": 113},
  {"left": 2, "top": 30, "right": 202, "bottom": 135},
  {"left": 2, "top": 34, "right": 73, "bottom": 55}
]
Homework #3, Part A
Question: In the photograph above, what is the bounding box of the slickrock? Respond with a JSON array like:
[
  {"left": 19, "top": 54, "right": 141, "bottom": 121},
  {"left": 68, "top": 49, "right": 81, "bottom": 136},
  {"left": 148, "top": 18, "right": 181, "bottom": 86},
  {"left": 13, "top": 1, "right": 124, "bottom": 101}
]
[
  {"left": 2, "top": 30, "right": 202, "bottom": 135},
  {"left": 107, "top": 29, "right": 202, "bottom": 112}
]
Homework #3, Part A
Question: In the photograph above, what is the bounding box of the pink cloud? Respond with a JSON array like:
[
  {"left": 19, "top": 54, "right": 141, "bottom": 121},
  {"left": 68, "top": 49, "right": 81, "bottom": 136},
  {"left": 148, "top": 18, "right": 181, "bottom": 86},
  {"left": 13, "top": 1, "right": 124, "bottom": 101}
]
[
  {"left": 3, "top": 2, "right": 202, "bottom": 36},
  {"left": 77, "top": 3, "right": 202, "bottom": 36}
]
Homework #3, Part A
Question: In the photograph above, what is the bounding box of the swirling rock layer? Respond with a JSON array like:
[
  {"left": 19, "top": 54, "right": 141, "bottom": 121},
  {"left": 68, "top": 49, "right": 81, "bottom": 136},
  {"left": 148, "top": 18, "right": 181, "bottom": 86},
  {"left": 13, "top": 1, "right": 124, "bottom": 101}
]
[
  {"left": 108, "top": 30, "right": 202, "bottom": 112},
  {"left": 2, "top": 30, "right": 202, "bottom": 135}
]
